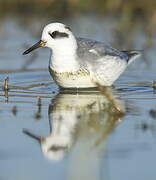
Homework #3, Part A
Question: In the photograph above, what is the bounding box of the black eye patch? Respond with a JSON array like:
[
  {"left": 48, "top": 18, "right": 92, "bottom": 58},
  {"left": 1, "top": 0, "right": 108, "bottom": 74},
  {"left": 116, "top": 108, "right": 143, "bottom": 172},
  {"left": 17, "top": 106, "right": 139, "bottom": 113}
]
[
  {"left": 48, "top": 145, "right": 68, "bottom": 152},
  {"left": 48, "top": 31, "right": 69, "bottom": 39}
]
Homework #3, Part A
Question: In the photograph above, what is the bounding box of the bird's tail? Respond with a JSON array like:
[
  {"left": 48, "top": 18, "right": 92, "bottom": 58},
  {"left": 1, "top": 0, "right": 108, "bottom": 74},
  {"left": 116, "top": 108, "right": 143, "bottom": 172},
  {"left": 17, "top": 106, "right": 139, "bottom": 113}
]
[{"left": 122, "top": 50, "right": 142, "bottom": 64}]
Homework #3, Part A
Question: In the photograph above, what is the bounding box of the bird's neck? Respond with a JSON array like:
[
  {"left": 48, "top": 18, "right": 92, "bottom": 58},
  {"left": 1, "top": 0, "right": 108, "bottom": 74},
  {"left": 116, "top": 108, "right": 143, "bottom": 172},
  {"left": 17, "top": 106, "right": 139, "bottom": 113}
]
[{"left": 49, "top": 42, "right": 80, "bottom": 73}]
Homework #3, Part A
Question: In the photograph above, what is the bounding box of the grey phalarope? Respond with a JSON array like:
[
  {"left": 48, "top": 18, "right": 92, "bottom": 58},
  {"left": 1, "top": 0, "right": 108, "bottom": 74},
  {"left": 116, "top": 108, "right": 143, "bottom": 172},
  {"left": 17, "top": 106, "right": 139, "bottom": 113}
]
[{"left": 23, "top": 22, "right": 141, "bottom": 88}]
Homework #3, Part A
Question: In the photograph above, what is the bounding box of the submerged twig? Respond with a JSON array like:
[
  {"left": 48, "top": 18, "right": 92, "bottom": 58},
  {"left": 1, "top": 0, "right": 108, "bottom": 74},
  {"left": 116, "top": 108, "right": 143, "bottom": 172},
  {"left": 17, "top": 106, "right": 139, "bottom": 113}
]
[
  {"left": 152, "top": 81, "right": 156, "bottom": 90},
  {"left": 2, "top": 77, "right": 9, "bottom": 102},
  {"left": 12, "top": 106, "right": 17, "bottom": 116},
  {"left": 35, "top": 96, "right": 42, "bottom": 120},
  {"left": 3, "top": 77, "right": 9, "bottom": 91}
]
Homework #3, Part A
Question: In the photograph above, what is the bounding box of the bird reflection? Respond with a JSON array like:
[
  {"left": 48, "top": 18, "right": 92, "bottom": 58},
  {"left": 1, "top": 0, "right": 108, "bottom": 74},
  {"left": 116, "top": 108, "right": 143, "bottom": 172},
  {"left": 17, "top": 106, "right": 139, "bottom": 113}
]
[{"left": 23, "top": 88, "right": 125, "bottom": 161}]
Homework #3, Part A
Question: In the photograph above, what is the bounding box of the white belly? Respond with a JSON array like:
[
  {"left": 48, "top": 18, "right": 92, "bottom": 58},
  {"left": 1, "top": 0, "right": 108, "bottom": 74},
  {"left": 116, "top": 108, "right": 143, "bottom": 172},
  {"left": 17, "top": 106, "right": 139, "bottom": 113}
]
[{"left": 49, "top": 68, "right": 96, "bottom": 88}]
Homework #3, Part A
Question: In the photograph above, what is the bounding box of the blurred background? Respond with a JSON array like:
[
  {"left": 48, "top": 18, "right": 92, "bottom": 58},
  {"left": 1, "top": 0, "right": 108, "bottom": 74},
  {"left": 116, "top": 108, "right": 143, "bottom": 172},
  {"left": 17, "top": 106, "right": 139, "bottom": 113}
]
[{"left": 0, "top": 0, "right": 156, "bottom": 71}]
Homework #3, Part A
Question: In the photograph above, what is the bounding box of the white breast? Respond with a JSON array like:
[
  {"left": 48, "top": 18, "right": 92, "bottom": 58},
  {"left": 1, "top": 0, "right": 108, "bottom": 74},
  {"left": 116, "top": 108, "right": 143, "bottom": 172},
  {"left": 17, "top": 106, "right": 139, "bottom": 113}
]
[{"left": 49, "top": 68, "right": 96, "bottom": 88}]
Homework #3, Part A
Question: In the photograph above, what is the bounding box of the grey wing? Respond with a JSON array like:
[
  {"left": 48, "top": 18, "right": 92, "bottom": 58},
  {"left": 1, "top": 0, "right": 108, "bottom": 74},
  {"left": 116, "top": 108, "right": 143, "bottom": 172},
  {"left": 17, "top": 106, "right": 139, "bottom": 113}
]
[
  {"left": 77, "top": 37, "right": 129, "bottom": 86},
  {"left": 77, "top": 37, "right": 129, "bottom": 61}
]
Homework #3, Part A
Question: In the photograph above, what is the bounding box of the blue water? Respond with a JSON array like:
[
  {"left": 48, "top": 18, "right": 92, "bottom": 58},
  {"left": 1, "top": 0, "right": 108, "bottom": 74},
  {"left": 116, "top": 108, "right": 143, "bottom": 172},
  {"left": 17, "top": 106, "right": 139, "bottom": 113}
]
[{"left": 0, "top": 15, "right": 156, "bottom": 180}]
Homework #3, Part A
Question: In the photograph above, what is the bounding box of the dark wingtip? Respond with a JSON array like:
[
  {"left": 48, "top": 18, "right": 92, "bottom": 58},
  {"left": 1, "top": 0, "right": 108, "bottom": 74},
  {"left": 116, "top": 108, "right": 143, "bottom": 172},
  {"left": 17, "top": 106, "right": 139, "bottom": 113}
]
[{"left": 122, "top": 50, "right": 142, "bottom": 64}]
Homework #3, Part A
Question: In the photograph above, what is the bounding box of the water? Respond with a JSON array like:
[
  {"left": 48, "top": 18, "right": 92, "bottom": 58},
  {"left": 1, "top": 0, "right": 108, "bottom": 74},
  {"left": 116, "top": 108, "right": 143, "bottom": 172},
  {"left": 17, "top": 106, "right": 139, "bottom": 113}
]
[{"left": 0, "top": 14, "right": 156, "bottom": 180}]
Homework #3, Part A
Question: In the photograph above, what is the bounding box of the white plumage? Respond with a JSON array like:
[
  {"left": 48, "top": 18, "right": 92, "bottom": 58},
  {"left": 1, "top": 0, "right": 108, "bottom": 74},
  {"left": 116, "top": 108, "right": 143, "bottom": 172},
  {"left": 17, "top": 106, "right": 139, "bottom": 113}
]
[{"left": 23, "top": 22, "right": 141, "bottom": 88}]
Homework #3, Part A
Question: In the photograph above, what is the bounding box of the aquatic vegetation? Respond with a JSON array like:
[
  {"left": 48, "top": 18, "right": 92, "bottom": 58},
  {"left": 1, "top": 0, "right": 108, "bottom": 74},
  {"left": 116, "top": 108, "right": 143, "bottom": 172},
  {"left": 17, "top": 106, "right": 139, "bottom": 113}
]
[{"left": 0, "top": 0, "right": 156, "bottom": 21}]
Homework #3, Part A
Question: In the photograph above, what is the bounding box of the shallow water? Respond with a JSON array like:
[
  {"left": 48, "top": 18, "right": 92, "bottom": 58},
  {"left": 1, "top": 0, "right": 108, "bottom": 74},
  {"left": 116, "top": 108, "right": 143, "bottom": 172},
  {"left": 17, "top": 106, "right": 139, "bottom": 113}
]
[{"left": 0, "top": 15, "right": 156, "bottom": 180}]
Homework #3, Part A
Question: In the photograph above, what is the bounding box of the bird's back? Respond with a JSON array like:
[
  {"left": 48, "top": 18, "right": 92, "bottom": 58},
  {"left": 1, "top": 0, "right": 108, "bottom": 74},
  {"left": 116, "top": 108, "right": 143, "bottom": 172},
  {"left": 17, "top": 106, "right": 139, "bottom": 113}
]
[
  {"left": 76, "top": 37, "right": 141, "bottom": 63},
  {"left": 76, "top": 37, "right": 141, "bottom": 86}
]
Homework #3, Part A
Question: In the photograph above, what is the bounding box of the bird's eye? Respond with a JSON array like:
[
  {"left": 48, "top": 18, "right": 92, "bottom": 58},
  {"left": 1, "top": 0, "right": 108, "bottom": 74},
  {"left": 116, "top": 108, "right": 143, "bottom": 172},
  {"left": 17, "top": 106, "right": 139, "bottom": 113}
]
[
  {"left": 48, "top": 31, "right": 69, "bottom": 39},
  {"left": 49, "top": 31, "right": 57, "bottom": 38}
]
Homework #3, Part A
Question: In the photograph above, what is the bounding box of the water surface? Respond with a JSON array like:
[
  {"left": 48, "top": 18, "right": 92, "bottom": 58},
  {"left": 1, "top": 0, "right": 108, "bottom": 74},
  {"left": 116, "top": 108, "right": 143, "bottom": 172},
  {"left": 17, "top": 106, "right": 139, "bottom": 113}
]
[{"left": 0, "top": 15, "right": 156, "bottom": 180}]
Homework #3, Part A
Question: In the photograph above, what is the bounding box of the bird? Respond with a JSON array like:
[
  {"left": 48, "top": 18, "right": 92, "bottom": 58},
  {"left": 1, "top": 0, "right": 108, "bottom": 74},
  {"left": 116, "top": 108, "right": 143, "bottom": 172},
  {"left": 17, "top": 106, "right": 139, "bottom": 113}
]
[{"left": 23, "top": 22, "right": 141, "bottom": 89}]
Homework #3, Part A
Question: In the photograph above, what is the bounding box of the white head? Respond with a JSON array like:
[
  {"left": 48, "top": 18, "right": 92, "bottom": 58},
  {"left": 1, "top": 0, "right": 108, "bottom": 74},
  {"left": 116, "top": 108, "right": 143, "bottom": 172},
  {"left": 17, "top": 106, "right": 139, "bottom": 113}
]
[
  {"left": 41, "top": 135, "right": 70, "bottom": 161},
  {"left": 23, "top": 22, "right": 77, "bottom": 55}
]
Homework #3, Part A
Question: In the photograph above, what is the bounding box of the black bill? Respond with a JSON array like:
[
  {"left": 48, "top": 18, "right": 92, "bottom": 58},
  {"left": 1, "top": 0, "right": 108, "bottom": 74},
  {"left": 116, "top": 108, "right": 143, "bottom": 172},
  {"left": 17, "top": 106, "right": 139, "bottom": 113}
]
[
  {"left": 23, "top": 128, "right": 45, "bottom": 143},
  {"left": 23, "top": 40, "right": 46, "bottom": 55}
]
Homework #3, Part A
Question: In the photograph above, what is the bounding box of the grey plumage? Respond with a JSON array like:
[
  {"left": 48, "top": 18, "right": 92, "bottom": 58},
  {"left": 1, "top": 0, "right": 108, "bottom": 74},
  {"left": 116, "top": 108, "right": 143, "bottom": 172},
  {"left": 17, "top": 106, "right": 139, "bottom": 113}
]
[
  {"left": 76, "top": 37, "right": 140, "bottom": 63},
  {"left": 23, "top": 22, "right": 142, "bottom": 88},
  {"left": 76, "top": 37, "right": 141, "bottom": 86}
]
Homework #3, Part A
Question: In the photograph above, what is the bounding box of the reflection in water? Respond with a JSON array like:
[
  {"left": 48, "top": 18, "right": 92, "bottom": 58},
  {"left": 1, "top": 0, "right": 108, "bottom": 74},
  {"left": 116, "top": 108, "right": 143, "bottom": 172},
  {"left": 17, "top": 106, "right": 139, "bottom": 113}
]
[
  {"left": 23, "top": 88, "right": 125, "bottom": 179},
  {"left": 12, "top": 106, "right": 17, "bottom": 116},
  {"left": 34, "top": 97, "right": 42, "bottom": 120},
  {"left": 149, "top": 108, "right": 156, "bottom": 119}
]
